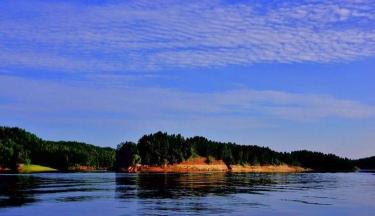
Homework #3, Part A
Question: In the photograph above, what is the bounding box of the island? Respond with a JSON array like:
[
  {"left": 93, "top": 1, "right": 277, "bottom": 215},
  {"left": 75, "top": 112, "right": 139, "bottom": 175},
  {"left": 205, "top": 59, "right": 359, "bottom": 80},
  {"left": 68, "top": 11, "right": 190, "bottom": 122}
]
[{"left": 0, "top": 126, "right": 373, "bottom": 173}]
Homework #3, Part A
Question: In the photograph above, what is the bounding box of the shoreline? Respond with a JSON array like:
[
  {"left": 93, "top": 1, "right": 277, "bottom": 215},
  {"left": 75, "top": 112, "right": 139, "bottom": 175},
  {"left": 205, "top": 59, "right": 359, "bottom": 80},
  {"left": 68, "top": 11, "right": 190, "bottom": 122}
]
[
  {"left": 0, "top": 164, "right": 111, "bottom": 174},
  {"left": 124, "top": 164, "right": 310, "bottom": 173},
  {"left": 122, "top": 157, "right": 310, "bottom": 173}
]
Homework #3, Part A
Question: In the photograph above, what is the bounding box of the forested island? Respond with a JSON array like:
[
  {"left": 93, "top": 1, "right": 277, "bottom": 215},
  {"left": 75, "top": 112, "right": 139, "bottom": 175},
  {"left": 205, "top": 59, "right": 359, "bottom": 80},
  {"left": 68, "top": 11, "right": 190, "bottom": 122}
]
[{"left": 0, "top": 126, "right": 373, "bottom": 173}]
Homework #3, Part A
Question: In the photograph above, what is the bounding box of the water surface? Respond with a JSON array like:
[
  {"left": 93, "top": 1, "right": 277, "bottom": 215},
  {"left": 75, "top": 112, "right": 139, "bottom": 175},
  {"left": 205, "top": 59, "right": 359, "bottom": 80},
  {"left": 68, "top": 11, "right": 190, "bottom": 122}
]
[{"left": 0, "top": 172, "right": 374, "bottom": 215}]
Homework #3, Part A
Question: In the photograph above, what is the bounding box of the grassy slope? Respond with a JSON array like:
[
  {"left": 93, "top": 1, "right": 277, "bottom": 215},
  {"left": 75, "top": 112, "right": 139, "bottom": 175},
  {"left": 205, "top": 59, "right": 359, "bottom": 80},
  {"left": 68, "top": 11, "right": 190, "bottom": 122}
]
[{"left": 19, "top": 164, "right": 57, "bottom": 173}]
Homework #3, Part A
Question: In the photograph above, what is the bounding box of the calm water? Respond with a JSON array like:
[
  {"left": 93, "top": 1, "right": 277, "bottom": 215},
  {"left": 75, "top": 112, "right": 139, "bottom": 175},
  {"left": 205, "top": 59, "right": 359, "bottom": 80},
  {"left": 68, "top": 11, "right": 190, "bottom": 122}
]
[{"left": 0, "top": 172, "right": 374, "bottom": 215}]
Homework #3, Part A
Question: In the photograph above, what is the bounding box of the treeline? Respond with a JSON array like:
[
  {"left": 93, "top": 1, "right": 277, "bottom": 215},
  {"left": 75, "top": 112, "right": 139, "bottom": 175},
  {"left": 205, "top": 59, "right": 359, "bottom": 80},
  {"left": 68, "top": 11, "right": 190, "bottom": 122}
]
[
  {"left": 1, "top": 127, "right": 371, "bottom": 172},
  {"left": 0, "top": 127, "right": 115, "bottom": 171},
  {"left": 116, "top": 132, "right": 357, "bottom": 172},
  {"left": 355, "top": 156, "right": 375, "bottom": 170}
]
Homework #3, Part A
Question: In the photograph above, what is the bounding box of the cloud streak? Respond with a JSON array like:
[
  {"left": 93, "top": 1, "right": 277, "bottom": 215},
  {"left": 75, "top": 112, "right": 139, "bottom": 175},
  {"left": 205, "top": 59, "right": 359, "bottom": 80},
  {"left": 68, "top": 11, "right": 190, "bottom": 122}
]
[
  {"left": 0, "top": 0, "right": 375, "bottom": 73},
  {"left": 1, "top": 75, "right": 374, "bottom": 122}
]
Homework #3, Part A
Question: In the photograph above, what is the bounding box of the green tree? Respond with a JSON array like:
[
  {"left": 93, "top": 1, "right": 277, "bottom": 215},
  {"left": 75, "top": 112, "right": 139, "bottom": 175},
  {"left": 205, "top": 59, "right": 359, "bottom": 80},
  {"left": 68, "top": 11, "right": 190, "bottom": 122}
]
[{"left": 116, "top": 142, "right": 140, "bottom": 169}]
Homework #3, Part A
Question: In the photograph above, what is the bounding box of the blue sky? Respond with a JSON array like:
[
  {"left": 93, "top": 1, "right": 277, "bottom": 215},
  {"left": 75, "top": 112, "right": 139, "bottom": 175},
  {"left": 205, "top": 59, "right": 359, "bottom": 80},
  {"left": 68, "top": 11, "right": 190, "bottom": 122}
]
[{"left": 1, "top": 0, "right": 374, "bottom": 158}]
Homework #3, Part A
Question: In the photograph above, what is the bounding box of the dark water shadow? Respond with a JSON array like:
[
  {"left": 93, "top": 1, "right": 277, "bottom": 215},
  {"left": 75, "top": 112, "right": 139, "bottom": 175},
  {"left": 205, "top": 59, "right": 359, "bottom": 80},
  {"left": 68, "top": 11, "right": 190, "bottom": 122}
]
[
  {"left": 282, "top": 199, "right": 332, "bottom": 205},
  {"left": 0, "top": 173, "right": 113, "bottom": 208},
  {"left": 115, "top": 172, "right": 286, "bottom": 200},
  {"left": 0, "top": 175, "right": 39, "bottom": 207},
  {"left": 114, "top": 172, "right": 342, "bottom": 215}
]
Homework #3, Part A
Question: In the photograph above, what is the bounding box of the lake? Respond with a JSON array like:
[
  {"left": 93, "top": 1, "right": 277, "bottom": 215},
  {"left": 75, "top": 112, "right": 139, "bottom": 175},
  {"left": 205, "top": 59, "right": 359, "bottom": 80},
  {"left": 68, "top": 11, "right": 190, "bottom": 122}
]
[{"left": 0, "top": 172, "right": 374, "bottom": 215}]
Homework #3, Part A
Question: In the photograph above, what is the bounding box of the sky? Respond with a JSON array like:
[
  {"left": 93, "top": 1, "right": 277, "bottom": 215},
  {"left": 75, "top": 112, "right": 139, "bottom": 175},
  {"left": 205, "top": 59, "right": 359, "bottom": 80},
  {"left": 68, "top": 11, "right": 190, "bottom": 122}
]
[{"left": 0, "top": 0, "right": 374, "bottom": 159}]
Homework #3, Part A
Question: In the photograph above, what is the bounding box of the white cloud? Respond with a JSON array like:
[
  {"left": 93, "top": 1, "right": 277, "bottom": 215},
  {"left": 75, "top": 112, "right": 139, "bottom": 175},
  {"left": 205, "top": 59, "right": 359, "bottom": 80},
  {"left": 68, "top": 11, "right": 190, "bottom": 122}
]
[{"left": 0, "top": 0, "right": 374, "bottom": 72}]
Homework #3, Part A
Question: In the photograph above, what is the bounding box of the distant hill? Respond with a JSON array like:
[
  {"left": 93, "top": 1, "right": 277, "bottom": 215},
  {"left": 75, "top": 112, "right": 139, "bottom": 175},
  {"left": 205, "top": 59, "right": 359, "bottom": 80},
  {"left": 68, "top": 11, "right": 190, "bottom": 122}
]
[{"left": 0, "top": 126, "right": 115, "bottom": 171}]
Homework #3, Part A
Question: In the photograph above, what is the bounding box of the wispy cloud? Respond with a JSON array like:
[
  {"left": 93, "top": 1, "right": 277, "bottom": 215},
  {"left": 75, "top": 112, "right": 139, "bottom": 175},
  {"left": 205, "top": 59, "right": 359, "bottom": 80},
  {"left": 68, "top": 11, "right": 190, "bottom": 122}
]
[
  {"left": 0, "top": 0, "right": 374, "bottom": 73},
  {"left": 1, "top": 75, "right": 374, "bottom": 122}
]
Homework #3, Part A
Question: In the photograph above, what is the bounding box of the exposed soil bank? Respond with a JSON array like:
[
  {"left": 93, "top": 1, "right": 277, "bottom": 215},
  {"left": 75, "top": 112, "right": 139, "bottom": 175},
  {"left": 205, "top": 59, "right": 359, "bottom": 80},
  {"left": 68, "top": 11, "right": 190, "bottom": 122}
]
[
  {"left": 68, "top": 165, "right": 100, "bottom": 172},
  {"left": 123, "top": 157, "right": 309, "bottom": 173},
  {"left": 230, "top": 164, "right": 308, "bottom": 172},
  {"left": 0, "top": 166, "right": 11, "bottom": 173}
]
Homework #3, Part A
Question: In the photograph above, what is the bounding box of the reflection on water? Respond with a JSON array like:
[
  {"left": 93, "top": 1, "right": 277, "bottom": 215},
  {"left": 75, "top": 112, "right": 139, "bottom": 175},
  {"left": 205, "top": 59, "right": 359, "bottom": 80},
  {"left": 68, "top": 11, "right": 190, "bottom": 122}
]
[
  {"left": 0, "top": 172, "right": 374, "bottom": 215},
  {"left": 117, "top": 173, "right": 279, "bottom": 199},
  {"left": 0, "top": 175, "right": 38, "bottom": 207}
]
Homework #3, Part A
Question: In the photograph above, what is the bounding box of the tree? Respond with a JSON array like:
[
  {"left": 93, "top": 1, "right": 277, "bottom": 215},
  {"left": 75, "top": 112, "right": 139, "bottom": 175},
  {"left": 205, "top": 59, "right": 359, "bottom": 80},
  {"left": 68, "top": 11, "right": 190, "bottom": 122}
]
[
  {"left": 116, "top": 142, "right": 140, "bottom": 169},
  {"left": 0, "top": 140, "right": 14, "bottom": 167}
]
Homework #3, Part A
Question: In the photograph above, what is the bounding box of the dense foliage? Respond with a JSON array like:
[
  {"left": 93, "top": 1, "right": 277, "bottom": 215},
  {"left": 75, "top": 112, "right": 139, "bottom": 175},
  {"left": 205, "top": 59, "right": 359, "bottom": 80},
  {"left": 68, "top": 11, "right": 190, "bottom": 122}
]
[
  {"left": 355, "top": 156, "right": 375, "bottom": 169},
  {"left": 0, "top": 127, "right": 115, "bottom": 171},
  {"left": 115, "top": 142, "right": 141, "bottom": 169},
  {"left": 2, "top": 127, "right": 369, "bottom": 172},
  {"left": 138, "top": 133, "right": 193, "bottom": 165},
  {"left": 116, "top": 131, "right": 358, "bottom": 171},
  {"left": 288, "top": 150, "right": 354, "bottom": 171}
]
